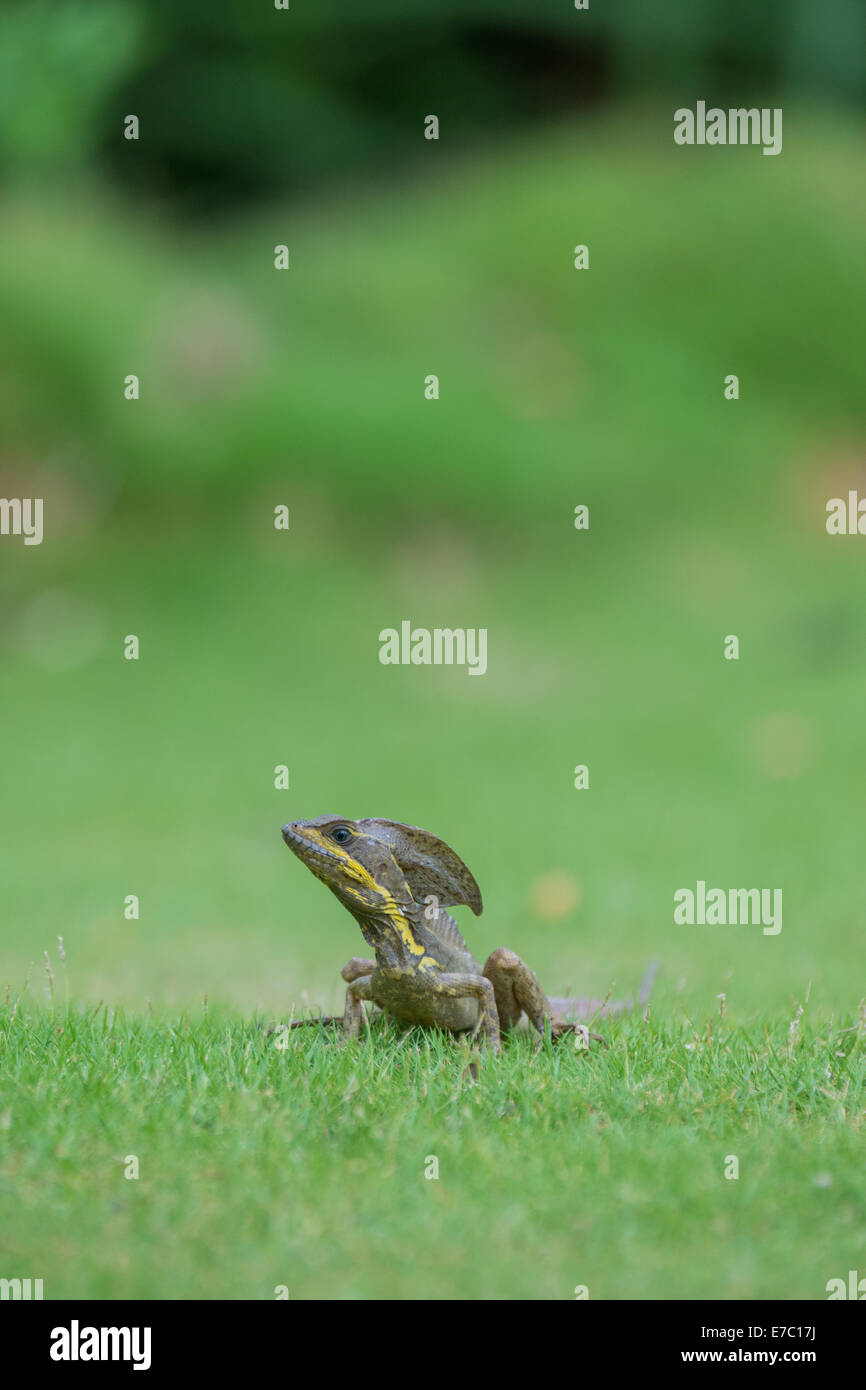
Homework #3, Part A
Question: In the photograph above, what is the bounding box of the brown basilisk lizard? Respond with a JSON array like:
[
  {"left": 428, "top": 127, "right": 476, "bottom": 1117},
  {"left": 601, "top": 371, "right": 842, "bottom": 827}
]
[{"left": 282, "top": 815, "right": 655, "bottom": 1053}]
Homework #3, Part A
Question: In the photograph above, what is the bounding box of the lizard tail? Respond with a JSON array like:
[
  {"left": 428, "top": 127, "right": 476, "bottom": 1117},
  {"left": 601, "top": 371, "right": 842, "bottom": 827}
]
[{"left": 637, "top": 957, "right": 660, "bottom": 1006}]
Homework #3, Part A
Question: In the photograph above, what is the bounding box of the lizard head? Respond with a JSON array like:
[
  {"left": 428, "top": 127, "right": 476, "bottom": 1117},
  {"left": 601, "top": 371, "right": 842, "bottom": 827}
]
[
  {"left": 282, "top": 816, "right": 412, "bottom": 919},
  {"left": 282, "top": 816, "right": 483, "bottom": 958}
]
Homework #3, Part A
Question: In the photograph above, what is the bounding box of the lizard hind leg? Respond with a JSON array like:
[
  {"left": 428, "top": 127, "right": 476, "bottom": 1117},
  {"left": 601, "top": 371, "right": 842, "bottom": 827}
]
[{"left": 483, "top": 947, "right": 553, "bottom": 1036}]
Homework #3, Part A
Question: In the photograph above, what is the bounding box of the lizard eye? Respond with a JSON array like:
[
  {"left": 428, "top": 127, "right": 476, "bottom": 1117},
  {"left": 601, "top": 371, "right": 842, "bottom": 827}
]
[{"left": 332, "top": 827, "right": 352, "bottom": 844}]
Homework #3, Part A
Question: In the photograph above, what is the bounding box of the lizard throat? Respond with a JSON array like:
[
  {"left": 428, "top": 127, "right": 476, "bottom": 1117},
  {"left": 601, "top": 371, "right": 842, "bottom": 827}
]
[{"left": 351, "top": 905, "right": 440, "bottom": 973}]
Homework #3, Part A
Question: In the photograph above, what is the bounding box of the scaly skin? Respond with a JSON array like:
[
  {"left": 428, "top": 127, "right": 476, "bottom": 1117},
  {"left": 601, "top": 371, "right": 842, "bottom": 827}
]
[{"left": 281, "top": 815, "right": 648, "bottom": 1054}]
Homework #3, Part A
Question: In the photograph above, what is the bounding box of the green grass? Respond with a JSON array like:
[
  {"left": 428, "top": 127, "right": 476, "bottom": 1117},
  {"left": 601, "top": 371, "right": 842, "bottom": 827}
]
[{"left": 1, "top": 999, "right": 863, "bottom": 1299}]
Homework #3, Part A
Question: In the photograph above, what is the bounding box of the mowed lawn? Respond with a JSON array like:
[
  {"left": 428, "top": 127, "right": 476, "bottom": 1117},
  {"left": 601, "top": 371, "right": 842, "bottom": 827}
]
[{"left": 1, "top": 1003, "right": 864, "bottom": 1300}]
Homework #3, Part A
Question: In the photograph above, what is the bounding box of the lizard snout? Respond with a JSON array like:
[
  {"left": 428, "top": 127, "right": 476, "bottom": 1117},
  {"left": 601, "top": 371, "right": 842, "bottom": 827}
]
[{"left": 282, "top": 822, "right": 318, "bottom": 856}]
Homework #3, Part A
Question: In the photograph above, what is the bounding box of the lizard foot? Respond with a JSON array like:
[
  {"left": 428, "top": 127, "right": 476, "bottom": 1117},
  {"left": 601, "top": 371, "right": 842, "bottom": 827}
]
[
  {"left": 548, "top": 1020, "right": 609, "bottom": 1050},
  {"left": 263, "top": 1015, "right": 343, "bottom": 1036}
]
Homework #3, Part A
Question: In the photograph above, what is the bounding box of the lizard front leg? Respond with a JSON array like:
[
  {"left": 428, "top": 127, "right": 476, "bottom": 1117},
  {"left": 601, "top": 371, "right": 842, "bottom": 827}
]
[
  {"left": 341, "top": 957, "right": 377, "bottom": 982},
  {"left": 283, "top": 964, "right": 377, "bottom": 1037},
  {"left": 342, "top": 972, "right": 374, "bottom": 1042},
  {"left": 437, "top": 972, "right": 502, "bottom": 1055}
]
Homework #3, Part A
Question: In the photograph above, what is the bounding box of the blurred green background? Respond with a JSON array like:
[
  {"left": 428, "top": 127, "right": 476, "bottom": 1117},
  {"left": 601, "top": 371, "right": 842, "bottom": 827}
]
[{"left": 1, "top": 0, "right": 865, "bottom": 1022}]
